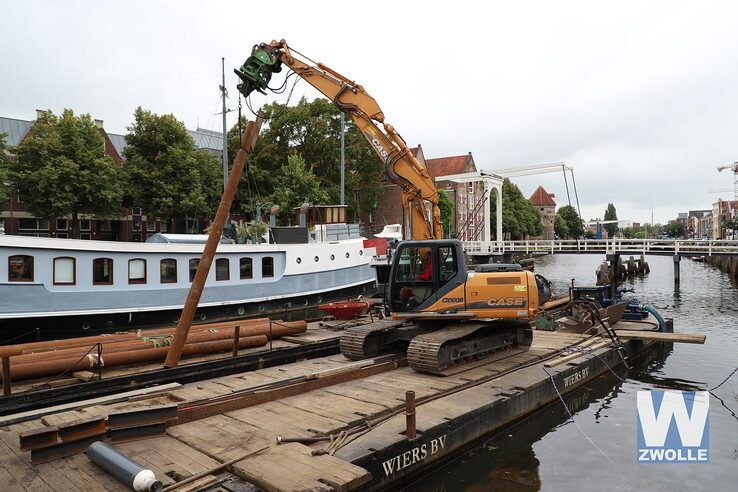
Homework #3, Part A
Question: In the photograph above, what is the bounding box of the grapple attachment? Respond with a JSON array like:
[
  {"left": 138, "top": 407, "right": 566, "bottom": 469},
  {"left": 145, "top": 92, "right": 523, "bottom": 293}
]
[{"left": 235, "top": 43, "right": 283, "bottom": 98}]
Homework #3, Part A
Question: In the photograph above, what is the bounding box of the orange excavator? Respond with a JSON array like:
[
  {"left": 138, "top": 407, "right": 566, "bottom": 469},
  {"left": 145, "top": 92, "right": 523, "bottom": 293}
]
[{"left": 237, "top": 40, "right": 550, "bottom": 375}]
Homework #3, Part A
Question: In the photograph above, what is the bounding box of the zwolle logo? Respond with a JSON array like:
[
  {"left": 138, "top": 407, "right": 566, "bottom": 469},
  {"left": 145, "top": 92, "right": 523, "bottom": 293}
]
[{"left": 636, "top": 390, "right": 709, "bottom": 463}]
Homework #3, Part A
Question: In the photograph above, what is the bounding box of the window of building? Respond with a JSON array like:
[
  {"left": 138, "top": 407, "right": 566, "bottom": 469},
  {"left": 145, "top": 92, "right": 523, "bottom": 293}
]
[
  {"left": 132, "top": 221, "right": 141, "bottom": 231},
  {"left": 93, "top": 258, "right": 113, "bottom": 285},
  {"left": 100, "top": 221, "right": 113, "bottom": 232},
  {"left": 129, "top": 259, "right": 146, "bottom": 284},
  {"left": 262, "top": 257, "right": 274, "bottom": 278},
  {"left": 57, "top": 233, "right": 68, "bottom": 239},
  {"left": 240, "top": 257, "right": 253, "bottom": 279},
  {"left": 216, "top": 258, "right": 229, "bottom": 281},
  {"left": 160, "top": 258, "right": 177, "bottom": 283},
  {"left": 8, "top": 255, "right": 33, "bottom": 282},
  {"left": 56, "top": 219, "right": 68, "bottom": 230},
  {"left": 18, "top": 218, "right": 49, "bottom": 231},
  {"left": 160, "top": 222, "right": 168, "bottom": 233},
  {"left": 53, "top": 257, "right": 76, "bottom": 285},
  {"left": 80, "top": 219, "right": 91, "bottom": 231},
  {"left": 80, "top": 233, "right": 92, "bottom": 240},
  {"left": 189, "top": 258, "right": 200, "bottom": 282},
  {"left": 146, "top": 221, "right": 156, "bottom": 232},
  {"left": 132, "top": 207, "right": 142, "bottom": 216},
  {"left": 185, "top": 217, "right": 199, "bottom": 233}
]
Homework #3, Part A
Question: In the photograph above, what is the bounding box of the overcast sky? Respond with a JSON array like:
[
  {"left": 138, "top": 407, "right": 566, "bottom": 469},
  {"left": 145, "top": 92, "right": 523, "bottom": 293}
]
[{"left": 3, "top": 1, "right": 738, "bottom": 224}]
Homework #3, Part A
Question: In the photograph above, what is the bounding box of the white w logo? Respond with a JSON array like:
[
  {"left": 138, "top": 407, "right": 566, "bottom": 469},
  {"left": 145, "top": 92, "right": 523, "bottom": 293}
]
[{"left": 637, "top": 391, "right": 709, "bottom": 447}]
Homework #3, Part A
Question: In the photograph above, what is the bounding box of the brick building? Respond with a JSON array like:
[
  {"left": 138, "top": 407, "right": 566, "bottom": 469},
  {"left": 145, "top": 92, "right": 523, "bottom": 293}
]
[
  {"left": 528, "top": 185, "right": 556, "bottom": 240},
  {"left": 365, "top": 145, "right": 484, "bottom": 240},
  {"left": 1, "top": 112, "right": 222, "bottom": 241}
]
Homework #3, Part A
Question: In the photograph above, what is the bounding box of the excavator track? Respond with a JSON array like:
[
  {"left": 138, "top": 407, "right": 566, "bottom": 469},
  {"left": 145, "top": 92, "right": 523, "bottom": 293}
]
[
  {"left": 407, "top": 320, "right": 533, "bottom": 376},
  {"left": 340, "top": 319, "right": 408, "bottom": 360}
]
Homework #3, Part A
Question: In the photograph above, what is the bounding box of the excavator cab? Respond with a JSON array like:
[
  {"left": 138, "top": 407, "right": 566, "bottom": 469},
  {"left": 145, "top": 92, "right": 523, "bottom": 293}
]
[{"left": 389, "top": 240, "right": 467, "bottom": 313}]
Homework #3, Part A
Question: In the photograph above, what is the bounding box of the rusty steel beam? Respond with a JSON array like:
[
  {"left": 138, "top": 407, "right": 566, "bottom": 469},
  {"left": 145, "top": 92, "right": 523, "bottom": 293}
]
[
  {"left": 58, "top": 418, "right": 107, "bottom": 442},
  {"left": 30, "top": 435, "right": 104, "bottom": 464},
  {"left": 19, "top": 426, "right": 59, "bottom": 452},
  {"left": 165, "top": 113, "right": 264, "bottom": 368},
  {"left": 176, "top": 356, "right": 406, "bottom": 425},
  {"left": 109, "top": 422, "right": 167, "bottom": 443},
  {"left": 108, "top": 404, "right": 178, "bottom": 430}
]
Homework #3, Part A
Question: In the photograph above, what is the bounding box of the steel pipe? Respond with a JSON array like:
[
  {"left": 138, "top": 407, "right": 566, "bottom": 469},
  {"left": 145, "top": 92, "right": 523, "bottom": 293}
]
[{"left": 86, "top": 441, "right": 162, "bottom": 492}]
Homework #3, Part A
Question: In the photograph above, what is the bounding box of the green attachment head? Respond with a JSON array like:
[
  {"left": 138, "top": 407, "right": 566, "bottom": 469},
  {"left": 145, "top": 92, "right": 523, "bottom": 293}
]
[{"left": 235, "top": 43, "right": 283, "bottom": 98}]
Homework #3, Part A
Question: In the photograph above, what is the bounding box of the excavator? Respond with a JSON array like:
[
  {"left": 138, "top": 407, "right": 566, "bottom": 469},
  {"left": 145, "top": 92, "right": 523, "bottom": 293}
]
[{"left": 236, "top": 40, "right": 551, "bottom": 375}]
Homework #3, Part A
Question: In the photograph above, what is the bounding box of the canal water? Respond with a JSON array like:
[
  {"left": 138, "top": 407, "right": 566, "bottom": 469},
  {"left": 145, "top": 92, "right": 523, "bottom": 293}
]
[{"left": 408, "top": 255, "right": 738, "bottom": 491}]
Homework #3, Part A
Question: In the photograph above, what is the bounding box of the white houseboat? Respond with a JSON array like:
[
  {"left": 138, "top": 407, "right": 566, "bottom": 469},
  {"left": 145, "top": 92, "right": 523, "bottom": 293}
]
[{"left": 0, "top": 219, "right": 378, "bottom": 340}]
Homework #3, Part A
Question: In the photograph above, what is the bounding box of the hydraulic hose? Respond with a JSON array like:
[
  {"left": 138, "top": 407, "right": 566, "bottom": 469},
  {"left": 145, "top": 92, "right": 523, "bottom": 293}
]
[{"left": 642, "top": 305, "right": 667, "bottom": 332}]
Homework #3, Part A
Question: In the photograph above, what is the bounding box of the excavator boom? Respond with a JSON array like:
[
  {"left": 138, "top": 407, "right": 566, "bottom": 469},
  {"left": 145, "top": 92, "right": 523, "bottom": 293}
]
[{"left": 236, "top": 40, "right": 443, "bottom": 240}]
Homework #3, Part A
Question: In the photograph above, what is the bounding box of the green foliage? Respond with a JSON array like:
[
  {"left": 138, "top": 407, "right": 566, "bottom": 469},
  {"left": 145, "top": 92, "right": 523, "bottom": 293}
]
[
  {"left": 271, "top": 154, "right": 330, "bottom": 223},
  {"left": 664, "top": 219, "right": 686, "bottom": 238},
  {"left": 554, "top": 213, "right": 569, "bottom": 239},
  {"left": 123, "top": 107, "right": 221, "bottom": 222},
  {"left": 0, "top": 133, "right": 8, "bottom": 205},
  {"left": 490, "top": 179, "right": 543, "bottom": 239},
  {"left": 437, "top": 189, "right": 454, "bottom": 236},
  {"left": 229, "top": 98, "right": 381, "bottom": 222},
  {"left": 9, "top": 109, "right": 123, "bottom": 238},
  {"left": 555, "top": 205, "right": 584, "bottom": 238},
  {"left": 634, "top": 230, "right": 647, "bottom": 239},
  {"left": 584, "top": 229, "right": 596, "bottom": 239},
  {"left": 726, "top": 215, "right": 738, "bottom": 231},
  {"left": 604, "top": 203, "right": 618, "bottom": 237}
]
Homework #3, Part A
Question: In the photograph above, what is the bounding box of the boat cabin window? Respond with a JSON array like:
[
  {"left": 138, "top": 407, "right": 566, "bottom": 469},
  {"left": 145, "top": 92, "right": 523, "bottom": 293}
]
[
  {"left": 240, "top": 257, "right": 253, "bottom": 279},
  {"left": 216, "top": 258, "right": 229, "bottom": 281},
  {"left": 8, "top": 255, "right": 34, "bottom": 282},
  {"left": 93, "top": 258, "right": 113, "bottom": 285},
  {"left": 262, "top": 257, "right": 274, "bottom": 278},
  {"left": 189, "top": 259, "right": 200, "bottom": 282},
  {"left": 160, "top": 258, "right": 177, "bottom": 283},
  {"left": 128, "top": 259, "right": 146, "bottom": 284},
  {"left": 53, "top": 257, "right": 76, "bottom": 285}
]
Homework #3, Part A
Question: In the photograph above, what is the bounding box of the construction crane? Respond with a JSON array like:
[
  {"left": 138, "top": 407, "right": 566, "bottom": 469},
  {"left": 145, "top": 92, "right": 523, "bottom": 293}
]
[
  {"left": 717, "top": 162, "right": 738, "bottom": 200},
  {"left": 235, "top": 40, "right": 552, "bottom": 375}
]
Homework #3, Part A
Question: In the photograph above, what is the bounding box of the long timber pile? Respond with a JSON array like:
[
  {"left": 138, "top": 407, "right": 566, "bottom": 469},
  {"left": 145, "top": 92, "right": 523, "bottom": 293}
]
[{"left": 0, "top": 318, "right": 685, "bottom": 491}]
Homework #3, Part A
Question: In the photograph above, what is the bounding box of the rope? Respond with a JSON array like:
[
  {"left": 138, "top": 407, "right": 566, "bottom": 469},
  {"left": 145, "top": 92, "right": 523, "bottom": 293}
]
[
  {"left": 0, "top": 327, "right": 40, "bottom": 345},
  {"left": 20, "top": 343, "right": 103, "bottom": 392},
  {"left": 543, "top": 366, "right": 628, "bottom": 488},
  {"left": 141, "top": 335, "right": 173, "bottom": 348},
  {"left": 709, "top": 366, "right": 738, "bottom": 392}
]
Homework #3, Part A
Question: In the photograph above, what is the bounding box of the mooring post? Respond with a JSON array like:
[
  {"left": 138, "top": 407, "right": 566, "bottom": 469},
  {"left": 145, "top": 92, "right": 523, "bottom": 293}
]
[
  {"left": 606, "top": 253, "right": 620, "bottom": 286},
  {"left": 2, "top": 356, "right": 11, "bottom": 396},
  {"left": 673, "top": 255, "right": 681, "bottom": 284},
  {"left": 405, "top": 390, "right": 416, "bottom": 439},
  {"left": 232, "top": 325, "right": 240, "bottom": 358}
]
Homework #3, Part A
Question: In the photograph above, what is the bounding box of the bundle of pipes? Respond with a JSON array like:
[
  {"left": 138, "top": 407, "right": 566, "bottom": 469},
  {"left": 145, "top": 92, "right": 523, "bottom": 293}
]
[{"left": 0, "top": 319, "right": 306, "bottom": 383}]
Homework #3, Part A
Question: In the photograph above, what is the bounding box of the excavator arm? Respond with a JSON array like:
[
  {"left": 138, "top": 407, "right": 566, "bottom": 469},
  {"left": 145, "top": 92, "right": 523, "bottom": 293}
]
[{"left": 235, "top": 40, "right": 443, "bottom": 240}]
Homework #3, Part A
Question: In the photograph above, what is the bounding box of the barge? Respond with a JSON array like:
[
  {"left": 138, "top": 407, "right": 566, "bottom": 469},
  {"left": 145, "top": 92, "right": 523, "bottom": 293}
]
[{"left": 0, "top": 314, "right": 702, "bottom": 491}]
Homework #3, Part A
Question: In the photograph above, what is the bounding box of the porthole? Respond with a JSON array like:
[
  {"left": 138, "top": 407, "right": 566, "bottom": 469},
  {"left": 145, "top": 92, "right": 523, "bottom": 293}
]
[
  {"left": 106, "top": 321, "right": 114, "bottom": 329},
  {"left": 317, "top": 296, "right": 323, "bottom": 303},
  {"left": 296, "top": 257, "right": 302, "bottom": 264},
  {"left": 258, "top": 304, "right": 266, "bottom": 312},
  {"left": 286, "top": 301, "right": 292, "bottom": 308},
  {"left": 237, "top": 306, "right": 246, "bottom": 316},
  {"left": 314, "top": 256, "right": 319, "bottom": 262},
  {"left": 345, "top": 252, "right": 350, "bottom": 258},
  {"left": 173, "top": 315, "right": 180, "bottom": 323},
  {"left": 330, "top": 255, "right": 335, "bottom": 261},
  {"left": 303, "top": 298, "right": 309, "bottom": 306},
  {"left": 359, "top": 250, "right": 364, "bottom": 256},
  {"left": 82, "top": 322, "right": 91, "bottom": 330},
  {"left": 199, "top": 313, "right": 207, "bottom": 321}
]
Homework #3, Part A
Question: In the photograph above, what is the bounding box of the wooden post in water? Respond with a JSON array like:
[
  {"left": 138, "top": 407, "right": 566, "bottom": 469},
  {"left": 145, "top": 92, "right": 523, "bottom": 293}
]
[{"left": 164, "top": 113, "right": 263, "bottom": 368}]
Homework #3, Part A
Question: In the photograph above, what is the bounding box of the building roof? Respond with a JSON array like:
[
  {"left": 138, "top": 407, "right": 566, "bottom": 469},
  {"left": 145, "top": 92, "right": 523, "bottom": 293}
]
[
  {"left": 0, "top": 116, "right": 33, "bottom": 146},
  {"left": 0, "top": 114, "right": 222, "bottom": 156},
  {"left": 425, "top": 153, "right": 473, "bottom": 179},
  {"left": 529, "top": 185, "right": 556, "bottom": 207}
]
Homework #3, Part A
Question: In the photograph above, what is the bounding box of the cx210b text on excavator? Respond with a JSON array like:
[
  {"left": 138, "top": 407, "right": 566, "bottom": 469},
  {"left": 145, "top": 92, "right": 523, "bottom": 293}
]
[{"left": 236, "top": 40, "right": 552, "bottom": 376}]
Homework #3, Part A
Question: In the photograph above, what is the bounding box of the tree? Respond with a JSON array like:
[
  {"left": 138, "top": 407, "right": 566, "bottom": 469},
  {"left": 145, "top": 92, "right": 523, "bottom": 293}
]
[
  {"left": 9, "top": 109, "right": 123, "bottom": 238},
  {"left": 0, "top": 133, "right": 9, "bottom": 205},
  {"left": 123, "top": 107, "right": 221, "bottom": 225},
  {"left": 271, "top": 154, "right": 330, "bottom": 223},
  {"left": 555, "top": 205, "right": 584, "bottom": 238},
  {"left": 490, "top": 179, "right": 543, "bottom": 239},
  {"left": 437, "top": 189, "right": 454, "bottom": 236},
  {"left": 604, "top": 203, "right": 618, "bottom": 237},
  {"left": 664, "top": 219, "right": 686, "bottom": 238},
  {"left": 554, "top": 213, "right": 569, "bottom": 239},
  {"left": 230, "top": 98, "right": 381, "bottom": 222}
]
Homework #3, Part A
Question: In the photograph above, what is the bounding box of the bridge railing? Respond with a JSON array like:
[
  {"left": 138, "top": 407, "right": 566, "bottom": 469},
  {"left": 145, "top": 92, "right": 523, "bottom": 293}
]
[{"left": 462, "top": 239, "right": 738, "bottom": 256}]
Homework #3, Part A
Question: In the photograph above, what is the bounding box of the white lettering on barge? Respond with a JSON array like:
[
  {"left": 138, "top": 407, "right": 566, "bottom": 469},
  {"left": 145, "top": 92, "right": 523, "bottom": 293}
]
[
  {"left": 563, "top": 367, "right": 589, "bottom": 387},
  {"left": 381, "top": 434, "right": 447, "bottom": 476}
]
